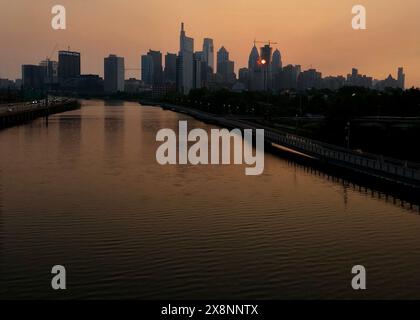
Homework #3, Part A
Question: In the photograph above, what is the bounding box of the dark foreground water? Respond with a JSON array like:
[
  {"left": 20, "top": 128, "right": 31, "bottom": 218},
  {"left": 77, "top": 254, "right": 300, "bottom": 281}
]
[{"left": 1, "top": 100, "right": 420, "bottom": 299}]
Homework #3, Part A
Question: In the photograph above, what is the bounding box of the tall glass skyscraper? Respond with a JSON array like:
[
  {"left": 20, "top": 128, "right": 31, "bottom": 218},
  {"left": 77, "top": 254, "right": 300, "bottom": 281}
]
[
  {"left": 177, "top": 23, "right": 194, "bottom": 94},
  {"left": 203, "top": 38, "right": 214, "bottom": 73}
]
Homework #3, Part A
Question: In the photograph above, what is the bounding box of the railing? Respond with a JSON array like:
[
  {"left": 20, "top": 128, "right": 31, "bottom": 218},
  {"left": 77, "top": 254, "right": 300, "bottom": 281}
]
[{"left": 261, "top": 126, "right": 420, "bottom": 182}]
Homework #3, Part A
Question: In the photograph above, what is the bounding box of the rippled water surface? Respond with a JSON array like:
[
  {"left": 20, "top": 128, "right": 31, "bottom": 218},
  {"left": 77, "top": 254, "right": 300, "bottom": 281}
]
[{"left": 1, "top": 100, "right": 420, "bottom": 299}]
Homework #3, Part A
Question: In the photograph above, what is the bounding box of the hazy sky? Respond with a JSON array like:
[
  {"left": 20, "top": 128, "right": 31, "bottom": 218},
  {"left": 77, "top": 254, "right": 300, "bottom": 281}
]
[{"left": 1, "top": 0, "right": 419, "bottom": 87}]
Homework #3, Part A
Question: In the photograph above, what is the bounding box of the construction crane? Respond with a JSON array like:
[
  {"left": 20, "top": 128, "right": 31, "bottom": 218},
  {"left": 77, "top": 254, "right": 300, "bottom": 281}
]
[
  {"left": 254, "top": 40, "right": 278, "bottom": 47},
  {"left": 45, "top": 43, "right": 59, "bottom": 62}
]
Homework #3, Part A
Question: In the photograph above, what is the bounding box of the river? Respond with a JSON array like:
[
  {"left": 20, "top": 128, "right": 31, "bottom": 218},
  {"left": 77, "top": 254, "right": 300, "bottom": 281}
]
[{"left": 1, "top": 99, "right": 420, "bottom": 299}]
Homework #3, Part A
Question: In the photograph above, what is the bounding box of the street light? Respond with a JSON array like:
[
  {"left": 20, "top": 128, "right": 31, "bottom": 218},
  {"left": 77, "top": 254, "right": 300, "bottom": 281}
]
[{"left": 345, "top": 121, "right": 351, "bottom": 149}]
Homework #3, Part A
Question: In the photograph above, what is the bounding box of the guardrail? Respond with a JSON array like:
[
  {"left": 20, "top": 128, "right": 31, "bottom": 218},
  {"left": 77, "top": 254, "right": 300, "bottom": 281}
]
[{"left": 254, "top": 122, "right": 420, "bottom": 183}]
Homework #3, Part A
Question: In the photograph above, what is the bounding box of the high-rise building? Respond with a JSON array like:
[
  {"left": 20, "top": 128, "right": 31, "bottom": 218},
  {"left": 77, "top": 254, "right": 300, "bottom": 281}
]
[
  {"left": 0, "top": 78, "right": 15, "bottom": 89},
  {"left": 193, "top": 52, "right": 203, "bottom": 89},
  {"left": 149, "top": 50, "right": 163, "bottom": 85},
  {"left": 279, "top": 65, "right": 301, "bottom": 90},
  {"left": 216, "top": 46, "right": 229, "bottom": 73},
  {"left": 104, "top": 54, "right": 125, "bottom": 93},
  {"left": 216, "top": 47, "right": 235, "bottom": 84},
  {"left": 238, "top": 68, "right": 249, "bottom": 85},
  {"left": 164, "top": 53, "right": 177, "bottom": 83},
  {"left": 58, "top": 50, "right": 81, "bottom": 80},
  {"left": 22, "top": 65, "right": 45, "bottom": 90},
  {"left": 141, "top": 50, "right": 163, "bottom": 86},
  {"left": 322, "top": 76, "right": 346, "bottom": 90},
  {"left": 141, "top": 54, "right": 153, "bottom": 86},
  {"left": 297, "top": 69, "right": 322, "bottom": 90},
  {"left": 177, "top": 23, "right": 194, "bottom": 94},
  {"left": 248, "top": 45, "right": 263, "bottom": 91},
  {"left": 346, "top": 68, "right": 372, "bottom": 88},
  {"left": 271, "top": 49, "right": 282, "bottom": 70},
  {"left": 203, "top": 38, "right": 214, "bottom": 73},
  {"left": 259, "top": 44, "right": 273, "bottom": 91},
  {"left": 398, "top": 67, "right": 405, "bottom": 89},
  {"left": 271, "top": 49, "right": 282, "bottom": 92},
  {"left": 39, "top": 60, "right": 58, "bottom": 85}
]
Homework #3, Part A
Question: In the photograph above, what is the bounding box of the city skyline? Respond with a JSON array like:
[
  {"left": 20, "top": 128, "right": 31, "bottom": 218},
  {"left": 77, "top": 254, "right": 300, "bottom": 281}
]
[
  {"left": 12, "top": 22, "right": 408, "bottom": 94},
  {"left": 0, "top": 0, "right": 419, "bottom": 87}
]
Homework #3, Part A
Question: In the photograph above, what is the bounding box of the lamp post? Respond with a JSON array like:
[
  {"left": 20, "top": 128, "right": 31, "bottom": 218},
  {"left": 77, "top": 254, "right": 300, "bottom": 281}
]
[{"left": 345, "top": 121, "right": 351, "bottom": 149}]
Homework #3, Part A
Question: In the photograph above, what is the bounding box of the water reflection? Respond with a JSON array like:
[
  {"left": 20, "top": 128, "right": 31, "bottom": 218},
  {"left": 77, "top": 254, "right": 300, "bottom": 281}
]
[{"left": 288, "top": 160, "right": 420, "bottom": 214}]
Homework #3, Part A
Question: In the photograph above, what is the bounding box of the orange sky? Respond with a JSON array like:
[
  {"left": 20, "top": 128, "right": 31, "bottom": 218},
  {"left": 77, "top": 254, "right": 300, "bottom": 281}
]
[{"left": 1, "top": 0, "right": 419, "bottom": 87}]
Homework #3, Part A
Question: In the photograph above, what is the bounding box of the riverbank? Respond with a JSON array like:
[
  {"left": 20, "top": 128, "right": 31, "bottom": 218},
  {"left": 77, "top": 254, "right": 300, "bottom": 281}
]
[
  {"left": 0, "top": 98, "right": 80, "bottom": 129},
  {"left": 143, "top": 100, "right": 420, "bottom": 200}
]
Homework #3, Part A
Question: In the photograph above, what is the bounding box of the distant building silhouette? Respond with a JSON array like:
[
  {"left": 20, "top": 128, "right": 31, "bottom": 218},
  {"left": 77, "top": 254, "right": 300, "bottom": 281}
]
[
  {"left": 39, "top": 60, "right": 58, "bottom": 85},
  {"left": 238, "top": 67, "right": 249, "bottom": 85},
  {"left": 248, "top": 45, "right": 263, "bottom": 91},
  {"left": 322, "top": 75, "right": 346, "bottom": 90},
  {"left": 104, "top": 54, "right": 125, "bottom": 93},
  {"left": 193, "top": 51, "right": 207, "bottom": 89},
  {"left": 279, "top": 65, "right": 301, "bottom": 90},
  {"left": 203, "top": 38, "right": 214, "bottom": 73},
  {"left": 398, "top": 67, "right": 405, "bottom": 89},
  {"left": 177, "top": 23, "right": 194, "bottom": 94},
  {"left": 141, "top": 54, "right": 153, "bottom": 86},
  {"left": 141, "top": 50, "right": 163, "bottom": 86},
  {"left": 346, "top": 68, "right": 372, "bottom": 88},
  {"left": 260, "top": 44, "right": 273, "bottom": 91},
  {"left": 164, "top": 53, "right": 177, "bottom": 83},
  {"left": 298, "top": 69, "right": 322, "bottom": 90},
  {"left": 375, "top": 73, "right": 400, "bottom": 90},
  {"left": 271, "top": 49, "right": 282, "bottom": 91},
  {"left": 22, "top": 65, "right": 45, "bottom": 90},
  {"left": 125, "top": 78, "right": 143, "bottom": 93},
  {"left": 216, "top": 46, "right": 236, "bottom": 85},
  {"left": 58, "top": 50, "right": 81, "bottom": 81}
]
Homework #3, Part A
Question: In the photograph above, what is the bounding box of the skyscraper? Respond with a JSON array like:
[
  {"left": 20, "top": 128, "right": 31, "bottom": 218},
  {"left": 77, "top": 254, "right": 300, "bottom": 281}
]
[
  {"left": 260, "top": 44, "right": 273, "bottom": 91},
  {"left": 39, "top": 60, "right": 58, "bottom": 85},
  {"left": 141, "top": 50, "right": 163, "bottom": 86},
  {"left": 193, "top": 52, "right": 203, "bottom": 89},
  {"left": 216, "top": 46, "right": 229, "bottom": 73},
  {"left": 148, "top": 50, "right": 163, "bottom": 85},
  {"left": 22, "top": 65, "right": 45, "bottom": 90},
  {"left": 203, "top": 38, "right": 214, "bottom": 73},
  {"left": 215, "top": 47, "right": 235, "bottom": 84},
  {"left": 177, "top": 23, "right": 194, "bottom": 94},
  {"left": 141, "top": 54, "right": 153, "bottom": 86},
  {"left": 248, "top": 45, "right": 263, "bottom": 91},
  {"left": 58, "top": 50, "right": 81, "bottom": 80},
  {"left": 297, "top": 69, "right": 322, "bottom": 90},
  {"left": 104, "top": 54, "right": 125, "bottom": 93},
  {"left": 164, "top": 53, "right": 177, "bottom": 83},
  {"left": 279, "top": 65, "right": 301, "bottom": 90},
  {"left": 398, "top": 67, "right": 405, "bottom": 89},
  {"left": 271, "top": 49, "right": 282, "bottom": 70},
  {"left": 271, "top": 49, "right": 282, "bottom": 92}
]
